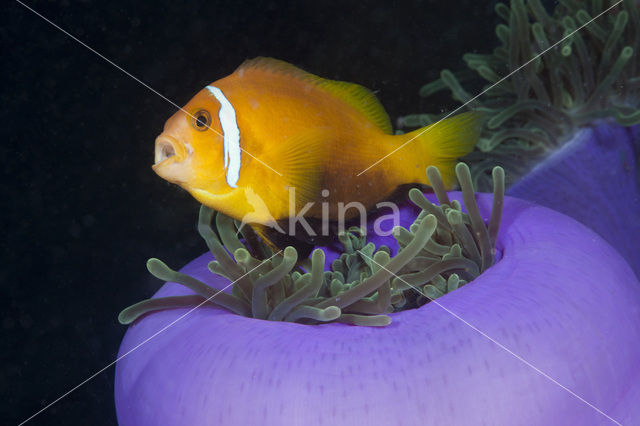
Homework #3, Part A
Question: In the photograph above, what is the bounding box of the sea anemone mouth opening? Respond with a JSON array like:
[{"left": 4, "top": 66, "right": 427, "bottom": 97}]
[{"left": 119, "top": 163, "right": 505, "bottom": 327}]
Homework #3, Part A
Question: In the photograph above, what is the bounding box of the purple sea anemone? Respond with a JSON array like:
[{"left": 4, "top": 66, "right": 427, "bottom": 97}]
[
  {"left": 115, "top": 190, "right": 640, "bottom": 425},
  {"left": 508, "top": 121, "right": 640, "bottom": 278},
  {"left": 115, "top": 2, "right": 640, "bottom": 422}
]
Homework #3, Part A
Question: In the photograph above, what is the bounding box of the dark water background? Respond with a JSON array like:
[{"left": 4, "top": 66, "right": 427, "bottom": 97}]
[{"left": 0, "top": 0, "right": 532, "bottom": 424}]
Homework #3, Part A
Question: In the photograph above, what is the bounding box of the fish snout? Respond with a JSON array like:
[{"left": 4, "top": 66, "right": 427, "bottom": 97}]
[{"left": 153, "top": 134, "right": 188, "bottom": 166}]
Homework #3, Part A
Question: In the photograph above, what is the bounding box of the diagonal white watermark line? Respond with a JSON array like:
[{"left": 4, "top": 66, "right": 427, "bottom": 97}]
[
  {"left": 357, "top": 0, "right": 624, "bottom": 177},
  {"left": 14, "top": 0, "right": 282, "bottom": 177},
  {"left": 360, "top": 252, "right": 622, "bottom": 426},
  {"left": 18, "top": 250, "right": 283, "bottom": 426}
]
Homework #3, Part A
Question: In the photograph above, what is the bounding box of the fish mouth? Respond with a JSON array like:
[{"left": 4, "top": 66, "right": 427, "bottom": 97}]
[
  {"left": 153, "top": 134, "right": 187, "bottom": 167},
  {"left": 152, "top": 134, "right": 193, "bottom": 185}
]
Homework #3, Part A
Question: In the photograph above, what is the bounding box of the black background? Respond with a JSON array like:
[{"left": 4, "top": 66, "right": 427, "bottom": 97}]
[{"left": 1, "top": 1, "right": 514, "bottom": 424}]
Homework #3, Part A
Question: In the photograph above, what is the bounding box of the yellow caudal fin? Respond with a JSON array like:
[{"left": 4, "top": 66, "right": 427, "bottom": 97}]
[{"left": 403, "top": 111, "right": 484, "bottom": 188}]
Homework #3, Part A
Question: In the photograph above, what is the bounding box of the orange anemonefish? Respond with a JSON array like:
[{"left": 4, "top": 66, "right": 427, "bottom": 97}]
[{"left": 152, "top": 57, "right": 482, "bottom": 251}]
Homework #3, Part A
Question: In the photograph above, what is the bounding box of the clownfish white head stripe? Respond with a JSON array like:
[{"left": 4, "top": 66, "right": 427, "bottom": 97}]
[{"left": 206, "top": 85, "right": 241, "bottom": 188}]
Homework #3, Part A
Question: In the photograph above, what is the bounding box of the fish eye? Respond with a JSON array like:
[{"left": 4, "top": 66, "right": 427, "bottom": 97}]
[{"left": 192, "top": 109, "right": 211, "bottom": 131}]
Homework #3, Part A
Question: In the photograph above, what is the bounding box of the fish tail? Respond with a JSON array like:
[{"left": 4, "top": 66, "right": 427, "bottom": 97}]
[{"left": 401, "top": 111, "right": 484, "bottom": 188}]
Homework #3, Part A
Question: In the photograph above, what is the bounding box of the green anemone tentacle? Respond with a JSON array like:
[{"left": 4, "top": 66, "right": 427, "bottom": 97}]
[
  {"left": 400, "top": 0, "right": 640, "bottom": 190},
  {"left": 119, "top": 165, "right": 505, "bottom": 326}
]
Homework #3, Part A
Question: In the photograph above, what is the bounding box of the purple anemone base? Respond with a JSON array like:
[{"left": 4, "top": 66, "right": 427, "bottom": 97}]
[
  {"left": 508, "top": 122, "right": 640, "bottom": 279},
  {"left": 115, "top": 194, "right": 640, "bottom": 425}
]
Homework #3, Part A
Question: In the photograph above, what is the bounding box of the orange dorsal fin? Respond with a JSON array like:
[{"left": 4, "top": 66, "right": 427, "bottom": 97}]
[
  {"left": 315, "top": 79, "right": 393, "bottom": 134},
  {"left": 236, "top": 57, "right": 393, "bottom": 134}
]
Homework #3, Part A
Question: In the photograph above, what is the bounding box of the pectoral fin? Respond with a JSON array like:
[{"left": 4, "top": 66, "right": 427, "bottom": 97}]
[{"left": 265, "top": 128, "right": 329, "bottom": 211}]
